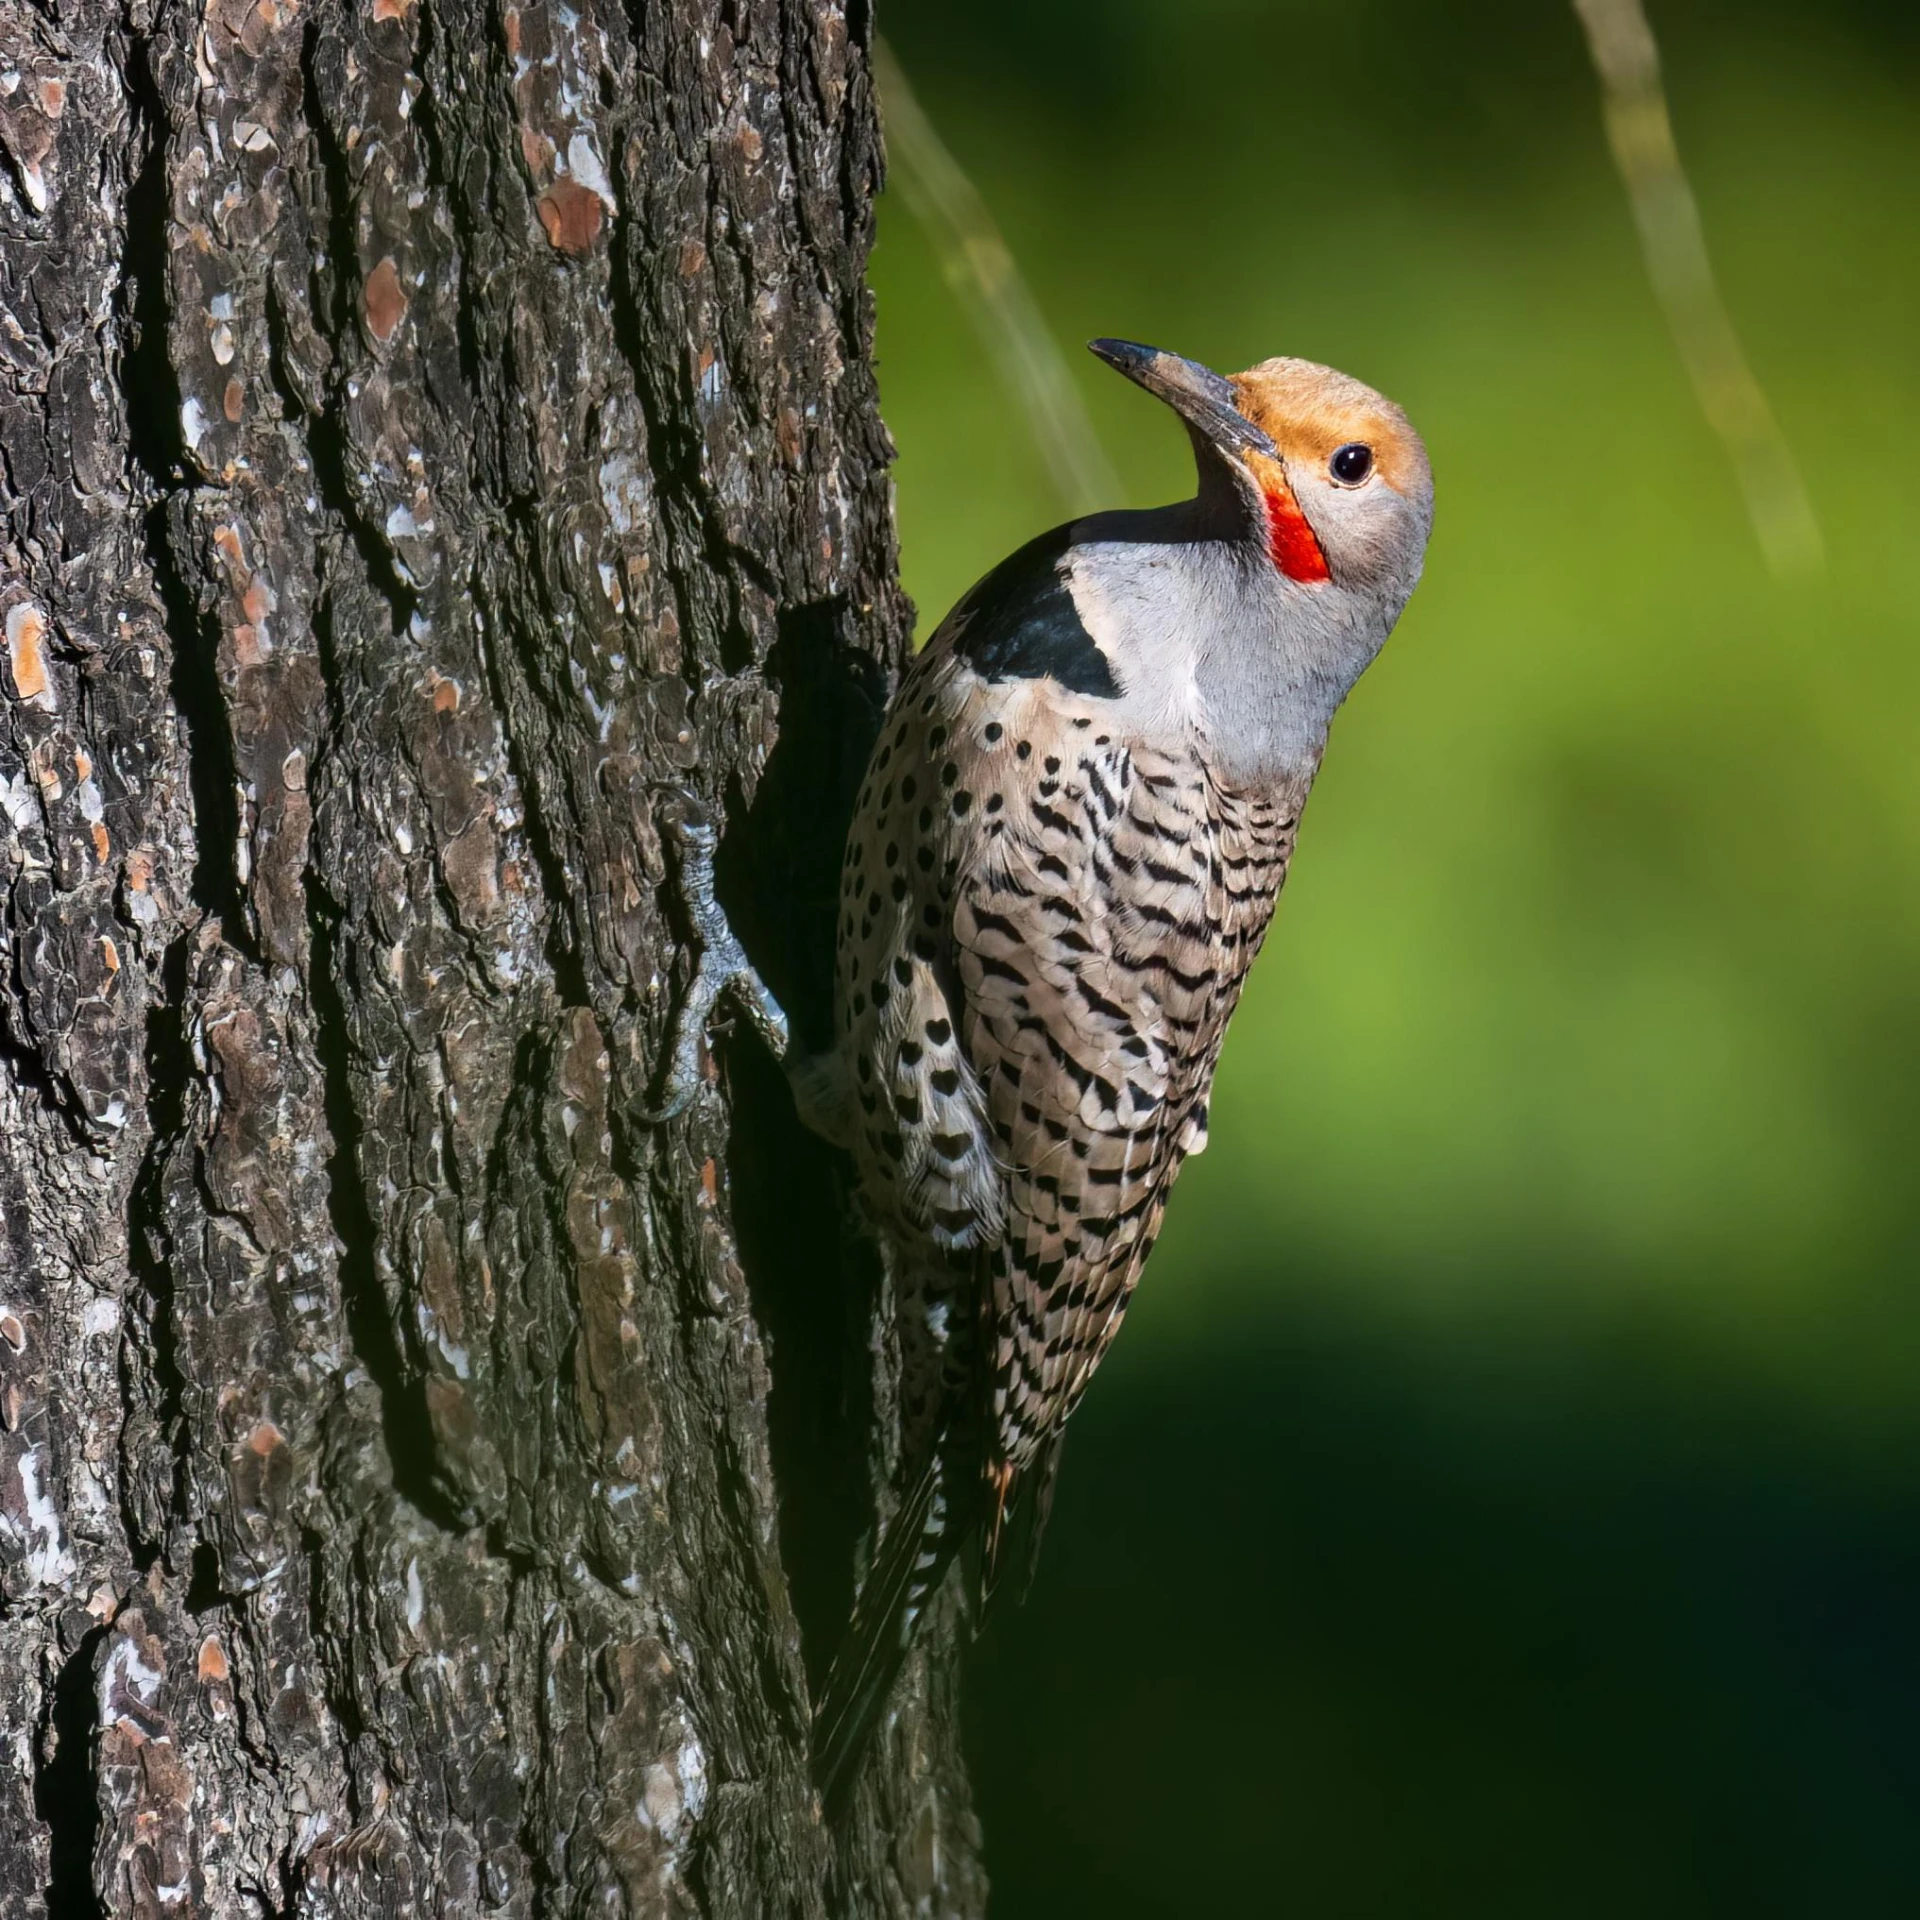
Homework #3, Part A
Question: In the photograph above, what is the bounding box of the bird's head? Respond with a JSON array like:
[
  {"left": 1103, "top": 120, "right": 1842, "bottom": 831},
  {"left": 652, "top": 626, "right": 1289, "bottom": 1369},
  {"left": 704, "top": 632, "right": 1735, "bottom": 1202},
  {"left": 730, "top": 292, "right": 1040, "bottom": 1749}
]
[{"left": 1088, "top": 338, "right": 1432, "bottom": 617}]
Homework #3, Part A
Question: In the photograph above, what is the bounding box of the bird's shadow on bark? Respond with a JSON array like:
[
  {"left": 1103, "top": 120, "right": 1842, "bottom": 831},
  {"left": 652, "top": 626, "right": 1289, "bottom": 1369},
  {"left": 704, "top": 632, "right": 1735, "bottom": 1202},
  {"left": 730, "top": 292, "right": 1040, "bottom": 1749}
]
[{"left": 713, "top": 598, "right": 892, "bottom": 1694}]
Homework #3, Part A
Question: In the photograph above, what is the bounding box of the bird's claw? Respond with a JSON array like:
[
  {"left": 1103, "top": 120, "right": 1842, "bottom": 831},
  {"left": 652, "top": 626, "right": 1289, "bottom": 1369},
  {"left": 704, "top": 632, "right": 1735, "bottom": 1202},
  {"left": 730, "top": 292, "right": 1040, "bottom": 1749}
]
[{"left": 639, "top": 790, "right": 790, "bottom": 1124}]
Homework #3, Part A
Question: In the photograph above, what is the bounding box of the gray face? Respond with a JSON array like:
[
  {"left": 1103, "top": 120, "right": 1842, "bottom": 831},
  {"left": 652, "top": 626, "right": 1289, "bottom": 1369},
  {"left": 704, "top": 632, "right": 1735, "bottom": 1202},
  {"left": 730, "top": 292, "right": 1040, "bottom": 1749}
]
[
  {"left": 1058, "top": 349, "right": 1433, "bottom": 790},
  {"left": 1281, "top": 439, "right": 1435, "bottom": 610}
]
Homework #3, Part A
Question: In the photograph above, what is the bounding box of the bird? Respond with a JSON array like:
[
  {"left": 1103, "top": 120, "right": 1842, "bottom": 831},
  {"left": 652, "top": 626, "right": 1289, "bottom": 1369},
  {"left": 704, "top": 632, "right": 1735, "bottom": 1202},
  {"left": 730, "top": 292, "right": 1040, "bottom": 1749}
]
[{"left": 643, "top": 338, "right": 1433, "bottom": 1808}]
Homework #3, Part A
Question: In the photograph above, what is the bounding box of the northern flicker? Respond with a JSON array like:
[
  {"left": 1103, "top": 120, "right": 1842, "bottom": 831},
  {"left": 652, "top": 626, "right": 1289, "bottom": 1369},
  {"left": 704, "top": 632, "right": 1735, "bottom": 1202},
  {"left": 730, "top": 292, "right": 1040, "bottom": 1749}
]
[{"left": 645, "top": 339, "right": 1433, "bottom": 1805}]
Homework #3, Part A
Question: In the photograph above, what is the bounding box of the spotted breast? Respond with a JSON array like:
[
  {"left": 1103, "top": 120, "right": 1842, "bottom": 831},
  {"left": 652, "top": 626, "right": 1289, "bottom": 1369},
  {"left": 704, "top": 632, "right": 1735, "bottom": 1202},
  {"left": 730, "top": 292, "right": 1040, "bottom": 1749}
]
[{"left": 836, "top": 585, "right": 1301, "bottom": 1509}]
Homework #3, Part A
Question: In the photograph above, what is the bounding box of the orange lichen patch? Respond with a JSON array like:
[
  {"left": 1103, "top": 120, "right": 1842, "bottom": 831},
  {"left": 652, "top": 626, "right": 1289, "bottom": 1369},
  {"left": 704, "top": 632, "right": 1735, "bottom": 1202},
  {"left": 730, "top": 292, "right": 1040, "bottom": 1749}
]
[
  {"left": 212, "top": 523, "right": 248, "bottom": 571},
  {"left": 503, "top": 4, "right": 521, "bottom": 56},
  {"left": 245, "top": 1419, "right": 285, "bottom": 1456},
  {"left": 232, "top": 624, "right": 268, "bottom": 669},
  {"left": 537, "top": 178, "right": 603, "bottom": 253},
  {"left": 363, "top": 255, "right": 408, "bottom": 341},
  {"left": 424, "top": 1374, "right": 476, "bottom": 1445},
  {"left": 197, "top": 1634, "right": 230, "bottom": 1683},
  {"left": 101, "top": 935, "right": 120, "bottom": 973},
  {"left": 74, "top": 748, "right": 92, "bottom": 779},
  {"left": 1230, "top": 357, "right": 1429, "bottom": 499},
  {"left": 441, "top": 816, "right": 502, "bottom": 921},
  {"left": 92, "top": 822, "right": 112, "bottom": 864},
  {"left": 242, "top": 577, "right": 272, "bottom": 625},
  {"left": 518, "top": 124, "right": 553, "bottom": 173},
  {"left": 429, "top": 672, "right": 461, "bottom": 713},
  {"left": 126, "top": 848, "right": 155, "bottom": 892},
  {"left": 239, "top": 0, "right": 286, "bottom": 55},
  {"left": 29, "top": 739, "right": 62, "bottom": 797},
  {"left": 372, "top": 0, "right": 412, "bottom": 18},
  {"left": 5, "top": 603, "right": 53, "bottom": 708},
  {"left": 223, "top": 378, "right": 244, "bottom": 422},
  {"left": 700, "top": 1158, "right": 718, "bottom": 1205},
  {"left": 38, "top": 78, "right": 67, "bottom": 118}
]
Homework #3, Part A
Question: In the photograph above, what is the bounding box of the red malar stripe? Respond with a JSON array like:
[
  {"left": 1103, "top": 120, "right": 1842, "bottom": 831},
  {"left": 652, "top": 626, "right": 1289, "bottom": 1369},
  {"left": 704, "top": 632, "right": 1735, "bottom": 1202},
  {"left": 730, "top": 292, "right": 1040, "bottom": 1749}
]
[{"left": 1265, "top": 486, "right": 1331, "bottom": 584}]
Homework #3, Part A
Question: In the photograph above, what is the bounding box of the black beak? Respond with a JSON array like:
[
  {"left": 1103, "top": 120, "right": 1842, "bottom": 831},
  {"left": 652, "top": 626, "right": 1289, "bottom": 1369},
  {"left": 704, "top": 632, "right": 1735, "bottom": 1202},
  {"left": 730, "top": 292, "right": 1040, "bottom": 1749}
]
[{"left": 1087, "top": 338, "right": 1277, "bottom": 459}]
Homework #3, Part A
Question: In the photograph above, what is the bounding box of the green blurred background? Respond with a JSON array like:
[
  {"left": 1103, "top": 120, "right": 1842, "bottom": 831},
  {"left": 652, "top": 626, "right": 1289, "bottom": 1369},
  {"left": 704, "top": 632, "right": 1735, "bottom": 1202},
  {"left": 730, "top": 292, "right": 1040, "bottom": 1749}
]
[{"left": 868, "top": 0, "right": 1920, "bottom": 1910}]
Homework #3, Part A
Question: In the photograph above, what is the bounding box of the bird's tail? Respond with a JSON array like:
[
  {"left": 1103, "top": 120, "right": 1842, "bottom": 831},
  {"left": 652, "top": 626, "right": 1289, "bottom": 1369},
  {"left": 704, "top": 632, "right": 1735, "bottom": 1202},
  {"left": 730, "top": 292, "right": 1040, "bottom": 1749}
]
[{"left": 811, "top": 1447, "right": 966, "bottom": 1814}]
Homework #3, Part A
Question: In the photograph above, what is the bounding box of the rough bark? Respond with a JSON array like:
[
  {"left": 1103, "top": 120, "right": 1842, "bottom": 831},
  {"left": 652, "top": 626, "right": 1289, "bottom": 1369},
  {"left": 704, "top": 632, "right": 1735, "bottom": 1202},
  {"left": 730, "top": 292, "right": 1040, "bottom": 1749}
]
[{"left": 0, "top": 0, "right": 983, "bottom": 1911}]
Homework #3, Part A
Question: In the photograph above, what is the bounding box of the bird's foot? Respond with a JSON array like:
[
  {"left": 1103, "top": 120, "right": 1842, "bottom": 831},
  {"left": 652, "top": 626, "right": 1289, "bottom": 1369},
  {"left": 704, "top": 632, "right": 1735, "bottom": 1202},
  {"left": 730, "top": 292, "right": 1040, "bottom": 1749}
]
[{"left": 639, "top": 790, "right": 790, "bottom": 1123}]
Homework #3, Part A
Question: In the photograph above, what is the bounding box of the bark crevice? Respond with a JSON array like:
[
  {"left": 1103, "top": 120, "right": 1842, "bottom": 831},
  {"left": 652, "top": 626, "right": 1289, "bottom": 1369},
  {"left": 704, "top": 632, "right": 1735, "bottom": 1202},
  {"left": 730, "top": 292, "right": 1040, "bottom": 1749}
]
[
  {"left": 306, "top": 869, "right": 469, "bottom": 1534},
  {"left": 297, "top": 15, "right": 421, "bottom": 642},
  {"left": 34, "top": 1622, "right": 109, "bottom": 1920},
  {"left": 119, "top": 926, "right": 195, "bottom": 1568},
  {"left": 125, "top": 40, "right": 255, "bottom": 962}
]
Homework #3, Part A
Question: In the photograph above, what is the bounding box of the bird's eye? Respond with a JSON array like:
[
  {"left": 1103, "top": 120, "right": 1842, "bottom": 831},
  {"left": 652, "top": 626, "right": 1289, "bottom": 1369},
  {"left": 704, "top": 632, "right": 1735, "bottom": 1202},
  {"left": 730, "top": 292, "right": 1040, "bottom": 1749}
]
[{"left": 1329, "top": 443, "right": 1373, "bottom": 486}]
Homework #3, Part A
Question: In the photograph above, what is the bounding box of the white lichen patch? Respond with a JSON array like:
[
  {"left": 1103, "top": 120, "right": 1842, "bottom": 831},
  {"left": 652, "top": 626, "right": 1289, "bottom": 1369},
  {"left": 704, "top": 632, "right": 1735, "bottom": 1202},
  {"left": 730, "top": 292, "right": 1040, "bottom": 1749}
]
[
  {"left": 598, "top": 454, "right": 647, "bottom": 535},
  {"left": 678, "top": 1732, "right": 709, "bottom": 1824},
  {"left": 564, "top": 130, "right": 616, "bottom": 208},
  {"left": 2, "top": 770, "right": 37, "bottom": 828},
  {"left": 3, "top": 1447, "right": 75, "bottom": 1590},
  {"left": 98, "top": 1630, "right": 166, "bottom": 1733}
]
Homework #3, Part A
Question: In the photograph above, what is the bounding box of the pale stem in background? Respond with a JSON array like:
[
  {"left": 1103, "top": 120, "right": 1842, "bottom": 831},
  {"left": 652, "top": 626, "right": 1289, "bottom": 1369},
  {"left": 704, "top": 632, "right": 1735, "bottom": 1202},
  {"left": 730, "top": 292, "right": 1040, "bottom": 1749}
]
[
  {"left": 1574, "top": 0, "right": 1824, "bottom": 579},
  {"left": 876, "top": 37, "right": 1122, "bottom": 519}
]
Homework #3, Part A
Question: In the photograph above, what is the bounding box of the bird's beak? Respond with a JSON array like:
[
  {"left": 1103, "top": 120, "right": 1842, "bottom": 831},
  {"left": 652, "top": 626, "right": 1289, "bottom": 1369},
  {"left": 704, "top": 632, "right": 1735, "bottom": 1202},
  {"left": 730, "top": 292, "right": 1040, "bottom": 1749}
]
[{"left": 1087, "top": 338, "right": 1277, "bottom": 460}]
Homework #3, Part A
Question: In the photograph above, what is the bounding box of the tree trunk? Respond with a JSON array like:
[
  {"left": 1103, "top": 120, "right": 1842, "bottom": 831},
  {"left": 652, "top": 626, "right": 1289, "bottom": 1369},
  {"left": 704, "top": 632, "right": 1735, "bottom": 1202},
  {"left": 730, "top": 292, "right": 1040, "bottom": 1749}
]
[{"left": 0, "top": 0, "right": 983, "bottom": 1910}]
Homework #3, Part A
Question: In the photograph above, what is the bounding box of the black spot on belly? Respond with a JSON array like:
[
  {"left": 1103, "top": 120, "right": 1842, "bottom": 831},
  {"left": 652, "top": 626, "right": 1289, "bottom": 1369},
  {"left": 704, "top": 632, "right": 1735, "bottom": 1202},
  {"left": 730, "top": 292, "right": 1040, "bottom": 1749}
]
[{"left": 949, "top": 525, "right": 1122, "bottom": 699}]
